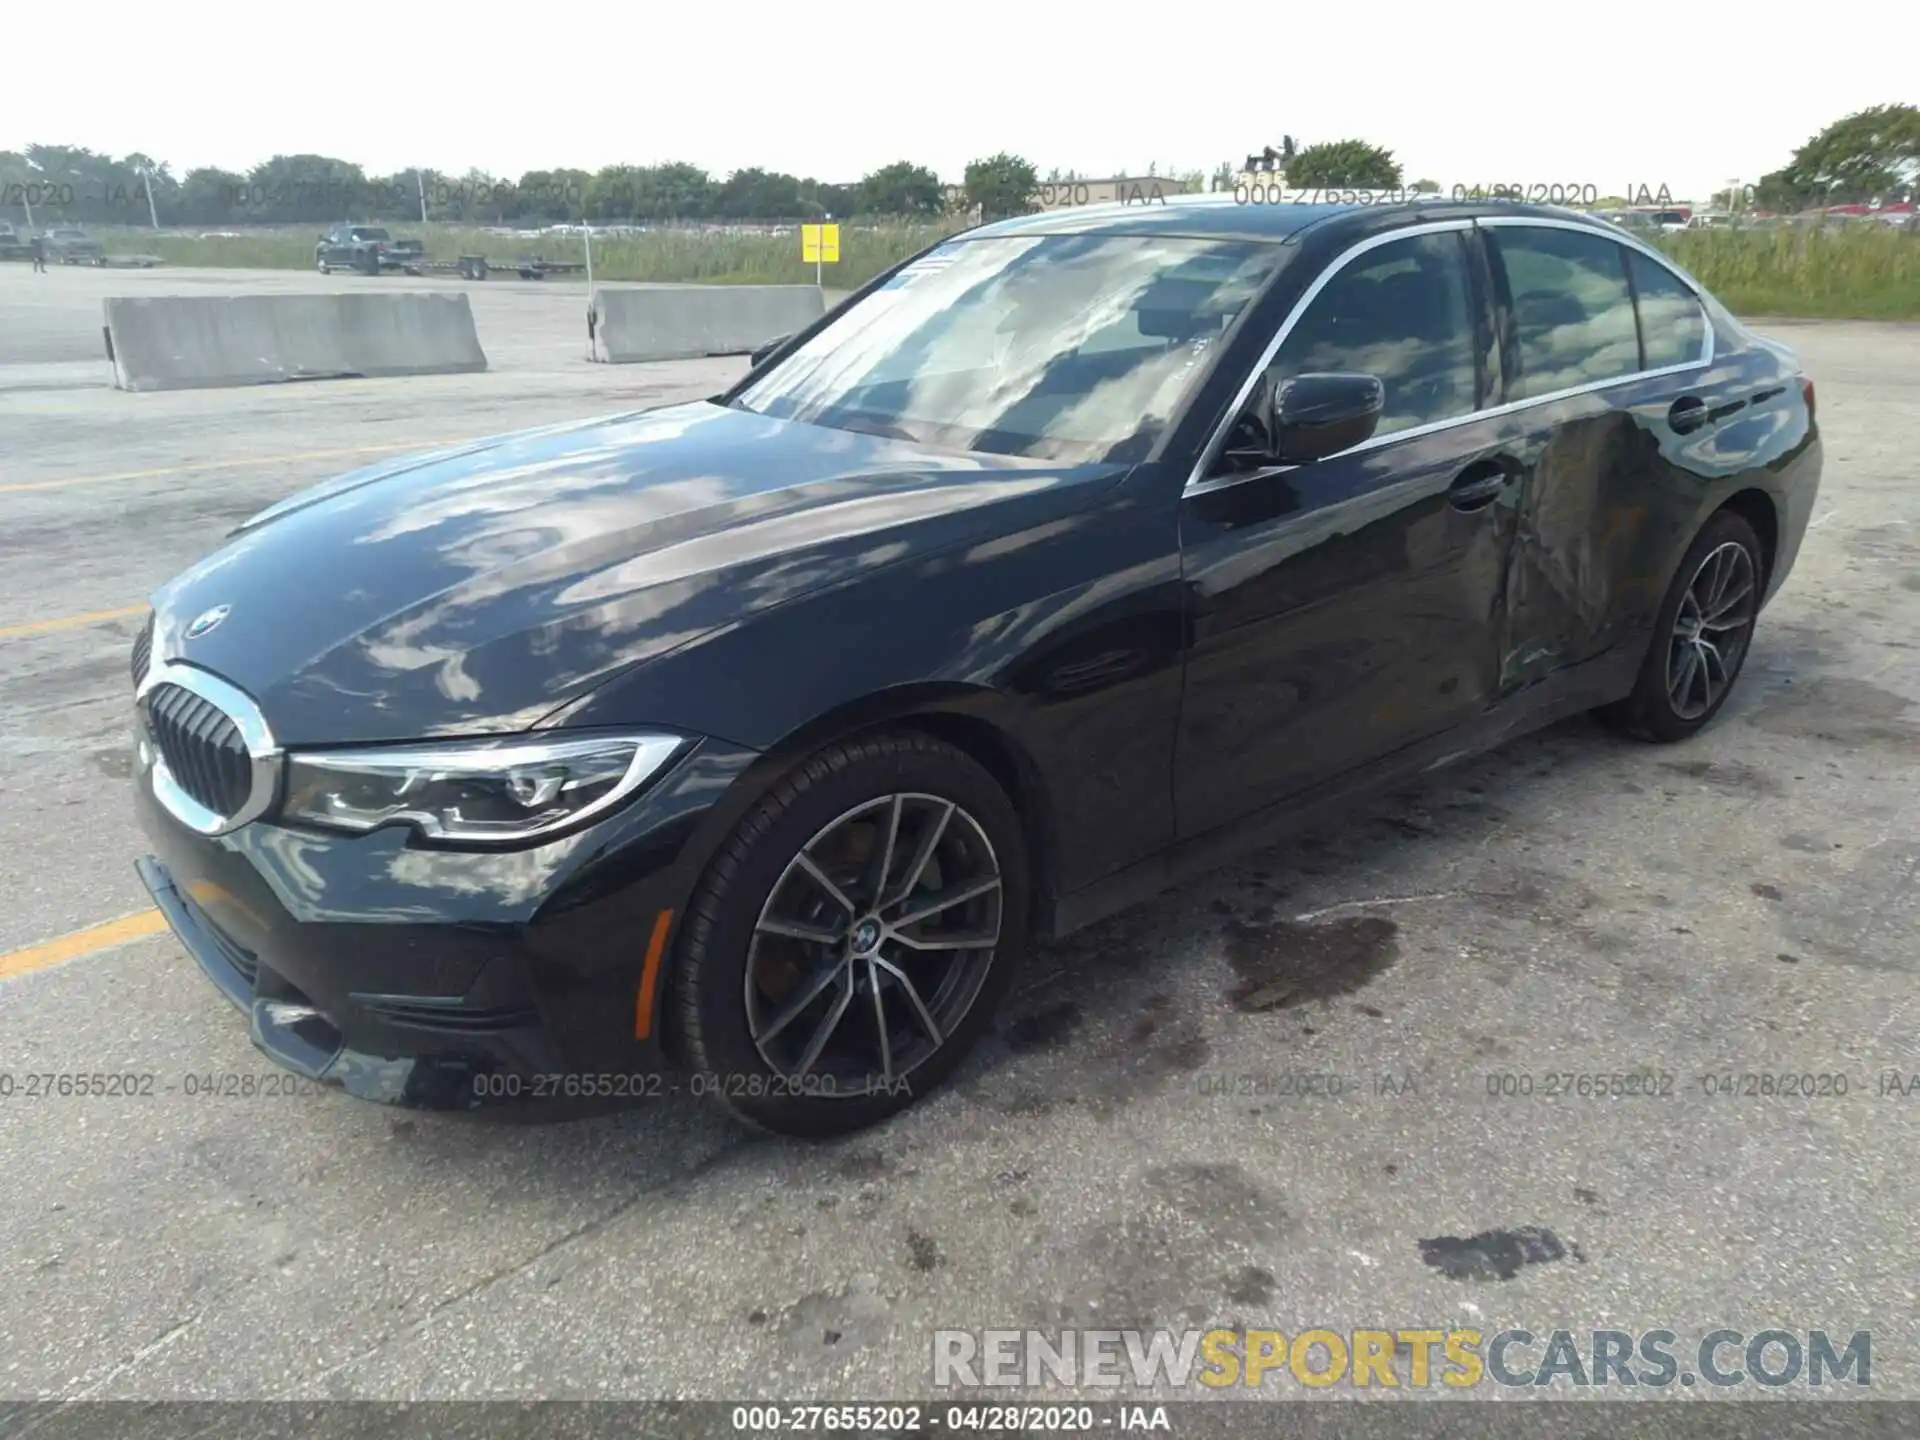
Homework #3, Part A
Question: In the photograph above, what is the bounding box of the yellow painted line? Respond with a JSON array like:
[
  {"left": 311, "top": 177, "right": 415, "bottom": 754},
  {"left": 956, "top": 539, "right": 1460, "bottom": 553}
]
[
  {"left": 0, "top": 910, "right": 169, "bottom": 982},
  {"left": 0, "top": 438, "right": 462, "bottom": 496},
  {"left": 0, "top": 604, "right": 148, "bottom": 641}
]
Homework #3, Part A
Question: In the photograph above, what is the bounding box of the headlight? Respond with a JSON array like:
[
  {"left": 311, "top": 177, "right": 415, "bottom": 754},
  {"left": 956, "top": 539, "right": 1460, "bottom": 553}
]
[{"left": 281, "top": 733, "right": 684, "bottom": 846}]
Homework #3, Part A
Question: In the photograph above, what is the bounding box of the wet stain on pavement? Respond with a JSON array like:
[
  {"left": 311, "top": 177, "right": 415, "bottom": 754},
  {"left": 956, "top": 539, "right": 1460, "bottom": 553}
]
[
  {"left": 835, "top": 1150, "right": 891, "bottom": 1182},
  {"left": 981, "top": 1086, "right": 1060, "bottom": 1118},
  {"left": 1418, "top": 1226, "right": 1572, "bottom": 1281},
  {"left": 775, "top": 1279, "right": 892, "bottom": 1359},
  {"left": 1846, "top": 525, "right": 1914, "bottom": 564},
  {"left": 1776, "top": 838, "right": 1920, "bottom": 972},
  {"left": 1130, "top": 992, "right": 1178, "bottom": 1044},
  {"left": 1780, "top": 833, "right": 1835, "bottom": 853},
  {"left": 90, "top": 747, "right": 133, "bottom": 779},
  {"left": 906, "top": 1229, "right": 943, "bottom": 1272},
  {"left": 1087, "top": 994, "right": 1211, "bottom": 1117},
  {"left": 1036, "top": 1163, "right": 1293, "bottom": 1331},
  {"left": 1225, "top": 1265, "right": 1276, "bottom": 1305},
  {"left": 1655, "top": 759, "right": 1786, "bottom": 796},
  {"left": 1751, "top": 882, "right": 1784, "bottom": 901},
  {"left": 1749, "top": 676, "right": 1918, "bottom": 752},
  {"left": 1224, "top": 917, "right": 1399, "bottom": 1012},
  {"left": 1004, "top": 1000, "right": 1082, "bottom": 1053}
]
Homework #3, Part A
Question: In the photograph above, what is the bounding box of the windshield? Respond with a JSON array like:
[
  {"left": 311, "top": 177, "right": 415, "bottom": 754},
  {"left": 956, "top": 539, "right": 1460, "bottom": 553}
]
[{"left": 733, "top": 233, "right": 1285, "bottom": 463}]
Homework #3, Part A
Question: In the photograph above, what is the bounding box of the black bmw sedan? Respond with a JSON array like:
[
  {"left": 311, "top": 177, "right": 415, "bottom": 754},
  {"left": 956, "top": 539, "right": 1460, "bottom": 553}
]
[{"left": 131, "top": 196, "right": 1821, "bottom": 1135}]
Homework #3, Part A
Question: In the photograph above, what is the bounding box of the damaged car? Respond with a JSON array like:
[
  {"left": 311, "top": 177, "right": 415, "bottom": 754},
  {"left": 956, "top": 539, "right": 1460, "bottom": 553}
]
[{"left": 131, "top": 196, "right": 1820, "bottom": 1135}]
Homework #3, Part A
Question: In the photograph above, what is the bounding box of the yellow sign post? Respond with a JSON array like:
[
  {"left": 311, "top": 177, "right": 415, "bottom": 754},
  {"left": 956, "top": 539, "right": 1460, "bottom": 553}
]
[{"left": 801, "top": 222, "right": 839, "bottom": 285}]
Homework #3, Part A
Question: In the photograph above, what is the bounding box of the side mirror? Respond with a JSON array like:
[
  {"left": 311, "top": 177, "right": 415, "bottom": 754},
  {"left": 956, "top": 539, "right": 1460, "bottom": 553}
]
[
  {"left": 749, "top": 334, "right": 792, "bottom": 368},
  {"left": 1268, "top": 372, "right": 1384, "bottom": 464}
]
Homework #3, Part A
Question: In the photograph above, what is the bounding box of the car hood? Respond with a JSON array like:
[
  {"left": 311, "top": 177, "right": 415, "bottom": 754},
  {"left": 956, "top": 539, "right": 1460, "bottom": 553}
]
[{"left": 150, "top": 401, "right": 1117, "bottom": 745}]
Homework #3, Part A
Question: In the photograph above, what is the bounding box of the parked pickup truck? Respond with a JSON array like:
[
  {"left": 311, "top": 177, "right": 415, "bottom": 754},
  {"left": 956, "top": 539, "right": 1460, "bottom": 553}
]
[
  {"left": 44, "top": 227, "right": 106, "bottom": 264},
  {"left": 315, "top": 225, "right": 427, "bottom": 274}
]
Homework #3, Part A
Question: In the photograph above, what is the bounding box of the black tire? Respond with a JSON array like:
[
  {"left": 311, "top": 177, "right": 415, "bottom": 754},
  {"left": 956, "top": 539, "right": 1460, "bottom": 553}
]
[
  {"left": 671, "top": 731, "right": 1029, "bottom": 1137},
  {"left": 1598, "top": 509, "right": 1765, "bottom": 742}
]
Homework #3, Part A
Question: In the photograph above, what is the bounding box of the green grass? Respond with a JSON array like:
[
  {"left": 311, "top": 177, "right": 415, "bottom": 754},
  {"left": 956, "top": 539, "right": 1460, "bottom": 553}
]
[
  {"left": 80, "top": 218, "right": 1920, "bottom": 319},
  {"left": 87, "top": 221, "right": 958, "bottom": 289},
  {"left": 1655, "top": 225, "right": 1920, "bottom": 320}
]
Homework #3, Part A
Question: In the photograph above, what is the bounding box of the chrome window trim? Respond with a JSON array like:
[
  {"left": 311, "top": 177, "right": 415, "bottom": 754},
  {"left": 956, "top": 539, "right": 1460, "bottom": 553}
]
[
  {"left": 1473, "top": 213, "right": 1710, "bottom": 299},
  {"left": 1184, "top": 215, "right": 1714, "bottom": 498},
  {"left": 135, "top": 660, "right": 283, "bottom": 836}
]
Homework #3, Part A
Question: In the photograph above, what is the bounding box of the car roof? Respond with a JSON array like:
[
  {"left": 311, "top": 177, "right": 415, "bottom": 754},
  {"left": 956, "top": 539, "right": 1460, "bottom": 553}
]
[{"left": 960, "top": 193, "right": 1623, "bottom": 246}]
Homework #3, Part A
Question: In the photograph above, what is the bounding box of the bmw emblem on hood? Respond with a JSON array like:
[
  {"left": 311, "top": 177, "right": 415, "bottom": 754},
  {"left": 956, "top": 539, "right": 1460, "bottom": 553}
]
[{"left": 184, "top": 604, "right": 231, "bottom": 640}]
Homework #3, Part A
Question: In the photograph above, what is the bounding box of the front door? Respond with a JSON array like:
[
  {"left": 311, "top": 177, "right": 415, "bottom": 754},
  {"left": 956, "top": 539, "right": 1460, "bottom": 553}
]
[{"left": 1174, "top": 225, "right": 1523, "bottom": 838}]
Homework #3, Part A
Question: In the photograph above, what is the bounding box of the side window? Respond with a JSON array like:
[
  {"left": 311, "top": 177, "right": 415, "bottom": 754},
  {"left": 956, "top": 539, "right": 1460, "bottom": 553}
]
[
  {"left": 1490, "top": 227, "right": 1641, "bottom": 399},
  {"left": 1270, "top": 231, "right": 1479, "bottom": 439},
  {"left": 1626, "top": 251, "right": 1707, "bottom": 369}
]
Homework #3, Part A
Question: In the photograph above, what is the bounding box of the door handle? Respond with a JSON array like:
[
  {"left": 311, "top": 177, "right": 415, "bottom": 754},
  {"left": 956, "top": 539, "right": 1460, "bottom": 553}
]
[
  {"left": 1447, "top": 461, "right": 1508, "bottom": 511},
  {"left": 1668, "top": 396, "right": 1710, "bottom": 434}
]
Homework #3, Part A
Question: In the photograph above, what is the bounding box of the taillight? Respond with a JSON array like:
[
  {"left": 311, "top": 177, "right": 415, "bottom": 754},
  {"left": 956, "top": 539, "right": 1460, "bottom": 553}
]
[{"left": 1800, "top": 375, "right": 1815, "bottom": 422}]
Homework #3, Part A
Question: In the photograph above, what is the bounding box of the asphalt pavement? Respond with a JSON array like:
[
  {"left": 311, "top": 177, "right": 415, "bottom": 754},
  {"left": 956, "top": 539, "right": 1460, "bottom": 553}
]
[{"left": 0, "top": 261, "right": 1915, "bottom": 1410}]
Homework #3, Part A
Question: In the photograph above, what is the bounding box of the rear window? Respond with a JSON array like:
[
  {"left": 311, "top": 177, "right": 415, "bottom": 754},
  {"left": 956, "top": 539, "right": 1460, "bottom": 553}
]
[
  {"left": 1490, "top": 227, "right": 1641, "bottom": 400},
  {"left": 1626, "top": 251, "right": 1707, "bottom": 370}
]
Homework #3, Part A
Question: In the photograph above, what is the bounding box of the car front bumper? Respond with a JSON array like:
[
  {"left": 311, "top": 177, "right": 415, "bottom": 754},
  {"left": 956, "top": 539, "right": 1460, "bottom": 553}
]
[{"left": 133, "top": 737, "right": 761, "bottom": 1111}]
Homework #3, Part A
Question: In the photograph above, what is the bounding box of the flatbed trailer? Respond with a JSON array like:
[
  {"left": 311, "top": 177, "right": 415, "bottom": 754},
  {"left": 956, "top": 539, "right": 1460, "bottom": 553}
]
[{"left": 398, "top": 254, "right": 587, "bottom": 281}]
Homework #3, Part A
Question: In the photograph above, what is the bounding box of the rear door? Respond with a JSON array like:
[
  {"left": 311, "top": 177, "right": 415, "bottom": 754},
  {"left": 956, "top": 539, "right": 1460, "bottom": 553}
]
[
  {"left": 1174, "top": 223, "right": 1524, "bottom": 837},
  {"left": 1476, "top": 220, "right": 1731, "bottom": 689}
]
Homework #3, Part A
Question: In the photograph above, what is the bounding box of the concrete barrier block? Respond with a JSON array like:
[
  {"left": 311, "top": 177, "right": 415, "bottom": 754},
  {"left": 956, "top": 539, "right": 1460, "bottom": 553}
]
[
  {"left": 590, "top": 284, "right": 825, "bottom": 364},
  {"left": 103, "top": 292, "right": 488, "bottom": 392}
]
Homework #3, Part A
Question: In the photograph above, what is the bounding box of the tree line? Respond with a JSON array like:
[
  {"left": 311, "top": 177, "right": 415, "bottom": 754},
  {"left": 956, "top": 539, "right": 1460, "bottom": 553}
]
[
  {"left": 3, "top": 106, "right": 1911, "bottom": 230},
  {"left": 0, "top": 149, "right": 1173, "bottom": 228}
]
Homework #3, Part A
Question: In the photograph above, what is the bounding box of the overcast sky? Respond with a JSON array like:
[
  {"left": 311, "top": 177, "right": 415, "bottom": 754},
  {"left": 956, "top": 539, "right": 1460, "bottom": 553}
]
[{"left": 9, "top": 0, "right": 1909, "bottom": 201}]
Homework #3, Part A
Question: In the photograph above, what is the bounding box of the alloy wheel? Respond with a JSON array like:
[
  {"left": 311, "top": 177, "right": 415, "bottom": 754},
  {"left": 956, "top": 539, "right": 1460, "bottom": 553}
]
[
  {"left": 744, "top": 792, "right": 1003, "bottom": 1095},
  {"left": 1666, "top": 540, "right": 1757, "bottom": 720}
]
